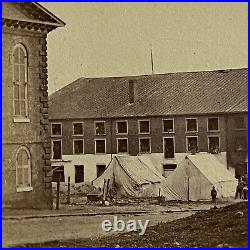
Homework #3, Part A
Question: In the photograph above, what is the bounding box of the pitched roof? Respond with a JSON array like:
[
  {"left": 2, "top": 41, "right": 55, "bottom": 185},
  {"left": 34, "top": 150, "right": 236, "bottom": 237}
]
[
  {"left": 2, "top": 2, "right": 65, "bottom": 31},
  {"left": 49, "top": 68, "right": 248, "bottom": 120}
]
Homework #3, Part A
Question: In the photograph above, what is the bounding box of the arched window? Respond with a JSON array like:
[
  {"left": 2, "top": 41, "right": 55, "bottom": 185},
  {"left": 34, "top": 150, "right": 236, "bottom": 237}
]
[
  {"left": 13, "top": 44, "right": 28, "bottom": 118},
  {"left": 16, "top": 147, "right": 32, "bottom": 191}
]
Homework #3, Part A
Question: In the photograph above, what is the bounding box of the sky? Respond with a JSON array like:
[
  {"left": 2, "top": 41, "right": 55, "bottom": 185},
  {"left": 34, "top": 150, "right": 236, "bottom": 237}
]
[{"left": 40, "top": 2, "right": 248, "bottom": 94}]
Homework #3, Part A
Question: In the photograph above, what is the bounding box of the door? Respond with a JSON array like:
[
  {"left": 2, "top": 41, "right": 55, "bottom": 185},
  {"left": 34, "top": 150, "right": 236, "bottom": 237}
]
[
  {"left": 164, "top": 137, "right": 175, "bottom": 158},
  {"left": 75, "top": 165, "right": 84, "bottom": 183}
]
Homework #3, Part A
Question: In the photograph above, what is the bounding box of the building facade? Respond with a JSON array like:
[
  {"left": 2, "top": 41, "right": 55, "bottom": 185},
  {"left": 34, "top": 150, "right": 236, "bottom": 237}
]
[
  {"left": 2, "top": 2, "right": 65, "bottom": 208},
  {"left": 49, "top": 69, "right": 248, "bottom": 184}
]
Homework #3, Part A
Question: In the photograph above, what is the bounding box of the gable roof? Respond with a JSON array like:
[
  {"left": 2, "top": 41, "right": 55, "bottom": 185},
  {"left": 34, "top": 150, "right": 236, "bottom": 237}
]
[
  {"left": 2, "top": 2, "right": 65, "bottom": 32},
  {"left": 187, "top": 154, "right": 236, "bottom": 184},
  {"left": 49, "top": 68, "right": 248, "bottom": 120}
]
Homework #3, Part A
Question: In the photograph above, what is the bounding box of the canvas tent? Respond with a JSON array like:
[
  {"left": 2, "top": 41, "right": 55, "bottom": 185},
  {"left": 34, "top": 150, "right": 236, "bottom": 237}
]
[
  {"left": 161, "top": 154, "right": 237, "bottom": 201},
  {"left": 93, "top": 155, "right": 181, "bottom": 199}
]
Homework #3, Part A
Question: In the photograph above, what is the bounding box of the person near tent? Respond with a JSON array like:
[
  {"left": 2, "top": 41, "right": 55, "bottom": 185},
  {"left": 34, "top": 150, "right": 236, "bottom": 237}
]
[
  {"left": 211, "top": 186, "right": 217, "bottom": 204},
  {"left": 243, "top": 184, "right": 248, "bottom": 200},
  {"left": 235, "top": 180, "right": 243, "bottom": 199}
]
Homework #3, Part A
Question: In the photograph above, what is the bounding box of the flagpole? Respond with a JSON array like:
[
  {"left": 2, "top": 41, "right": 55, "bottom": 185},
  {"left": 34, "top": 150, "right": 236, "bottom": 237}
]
[{"left": 150, "top": 42, "right": 154, "bottom": 75}]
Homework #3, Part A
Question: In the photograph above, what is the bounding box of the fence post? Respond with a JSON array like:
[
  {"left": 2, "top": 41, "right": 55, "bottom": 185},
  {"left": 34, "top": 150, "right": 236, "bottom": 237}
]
[
  {"left": 67, "top": 176, "right": 71, "bottom": 204},
  {"left": 56, "top": 180, "right": 60, "bottom": 210}
]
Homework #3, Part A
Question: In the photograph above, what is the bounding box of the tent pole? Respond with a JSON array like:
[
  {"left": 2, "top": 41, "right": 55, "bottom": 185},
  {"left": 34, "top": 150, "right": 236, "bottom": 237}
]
[{"left": 187, "top": 177, "right": 190, "bottom": 201}]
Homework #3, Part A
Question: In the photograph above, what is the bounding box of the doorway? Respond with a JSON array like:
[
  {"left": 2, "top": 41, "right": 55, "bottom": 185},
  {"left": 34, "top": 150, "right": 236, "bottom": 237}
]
[
  {"left": 75, "top": 165, "right": 84, "bottom": 183},
  {"left": 96, "top": 164, "right": 106, "bottom": 178}
]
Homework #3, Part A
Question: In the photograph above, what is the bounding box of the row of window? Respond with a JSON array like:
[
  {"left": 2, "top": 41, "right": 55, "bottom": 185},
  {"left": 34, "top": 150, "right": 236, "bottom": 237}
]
[
  {"left": 51, "top": 135, "right": 222, "bottom": 160},
  {"left": 52, "top": 117, "right": 243, "bottom": 137},
  {"left": 54, "top": 164, "right": 106, "bottom": 183}
]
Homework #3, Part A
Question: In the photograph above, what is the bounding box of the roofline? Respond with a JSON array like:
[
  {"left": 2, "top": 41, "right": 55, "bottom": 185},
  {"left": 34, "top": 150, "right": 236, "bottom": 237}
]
[
  {"left": 2, "top": 17, "right": 64, "bottom": 28},
  {"left": 2, "top": 2, "right": 65, "bottom": 27},
  {"left": 33, "top": 2, "right": 66, "bottom": 27},
  {"left": 69, "top": 67, "right": 248, "bottom": 81},
  {"left": 49, "top": 67, "right": 248, "bottom": 98},
  {"left": 48, "top": 111, "right": 248, "bottom": 121}
]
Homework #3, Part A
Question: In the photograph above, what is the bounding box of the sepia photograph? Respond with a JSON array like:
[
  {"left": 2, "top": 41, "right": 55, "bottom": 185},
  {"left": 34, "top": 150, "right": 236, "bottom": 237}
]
[{"left": 2, "top": 1, "right": 248, "bottom": 248}]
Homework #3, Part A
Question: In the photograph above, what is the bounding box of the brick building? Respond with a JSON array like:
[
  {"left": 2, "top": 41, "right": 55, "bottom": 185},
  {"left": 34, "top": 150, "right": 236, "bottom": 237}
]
[
  {"left": 49, "top": 68, "right": 248, "bottom": 183},
  {"left": 2, "top": 2, "right": 65, "bottom": 208}
]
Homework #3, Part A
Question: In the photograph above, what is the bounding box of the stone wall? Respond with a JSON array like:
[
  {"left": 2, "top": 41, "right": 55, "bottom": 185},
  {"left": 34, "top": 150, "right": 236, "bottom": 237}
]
[{"left": 2, "top": 27, "right": 52, "bottom": 209}]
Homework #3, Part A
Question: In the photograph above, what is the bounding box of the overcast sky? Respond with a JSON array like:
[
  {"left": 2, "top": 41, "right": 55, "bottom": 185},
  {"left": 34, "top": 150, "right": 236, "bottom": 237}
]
[{"left": 40, "top": 2, "right": 248, "bottom": 94}]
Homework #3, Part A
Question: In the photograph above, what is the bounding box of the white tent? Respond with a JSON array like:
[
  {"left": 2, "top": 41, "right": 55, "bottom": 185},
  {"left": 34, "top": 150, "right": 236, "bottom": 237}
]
[
  {"left": 161, "top": 153, "right": 237, "bottom": 201},
  {"left": 93, "top": 155, "right": 181, "bottom": 199}
]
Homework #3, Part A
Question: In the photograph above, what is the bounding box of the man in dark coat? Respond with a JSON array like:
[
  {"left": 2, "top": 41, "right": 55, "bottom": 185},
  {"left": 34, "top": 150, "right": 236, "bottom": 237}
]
[{"left": 211, "top": 186, "right": 217, "bottom": 204}]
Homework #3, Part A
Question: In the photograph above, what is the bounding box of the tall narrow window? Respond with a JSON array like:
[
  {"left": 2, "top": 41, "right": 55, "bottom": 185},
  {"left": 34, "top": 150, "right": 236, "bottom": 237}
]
[
  {"left": 52, "top": 140, "right": 62, "bottom": 159},
  {"left": 13, "top": 44, "right": 28, "bottom": 118},
  {"left": 16, "top": 147, "right": 32, "bottom": 191},
  {"left": 163, "top": 137, "right": 175, "bottom": 158}
]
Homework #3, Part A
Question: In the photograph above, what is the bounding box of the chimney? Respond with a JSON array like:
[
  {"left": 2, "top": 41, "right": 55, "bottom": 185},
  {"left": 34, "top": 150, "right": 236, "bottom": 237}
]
[{"left": 129, "top": 79, "right": 134, "bottom": 104}]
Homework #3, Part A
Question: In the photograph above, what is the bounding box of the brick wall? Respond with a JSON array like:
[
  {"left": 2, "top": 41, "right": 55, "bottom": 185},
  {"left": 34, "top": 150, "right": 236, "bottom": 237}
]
[
  {"left": 50, "top": 114, "right": 228, "bottom": 157},
  {"left": 226, "top": 113, "right": 248, "bottom": 176}
]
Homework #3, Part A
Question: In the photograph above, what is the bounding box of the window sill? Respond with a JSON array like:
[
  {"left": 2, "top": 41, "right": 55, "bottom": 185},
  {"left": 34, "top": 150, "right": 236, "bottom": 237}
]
[
  {"left": 207, "top": 130, "right": 220, "bottom": 133},
  {"left": 17, "top": 186, "right": 33, "bottom": 193},
  {"left": 13, "top": 117, "right": 30, "bottom": 123},
  {"left": 186, "top": 151, "right": 199, "bottom": 154}
]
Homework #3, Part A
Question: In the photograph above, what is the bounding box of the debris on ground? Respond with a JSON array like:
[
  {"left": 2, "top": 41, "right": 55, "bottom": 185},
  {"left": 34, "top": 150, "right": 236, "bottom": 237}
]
[{"left": 18, "top": 202, "right": 247, "bottom": 248}]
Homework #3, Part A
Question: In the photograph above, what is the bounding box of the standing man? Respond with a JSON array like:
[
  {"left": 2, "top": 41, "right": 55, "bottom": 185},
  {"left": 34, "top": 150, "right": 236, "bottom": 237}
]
[
  {"left": 235, "top": 180, "right": 243, "bottom": 199},
  {"left": 211, "top": 186, "right": 217, "bottom": 205}
]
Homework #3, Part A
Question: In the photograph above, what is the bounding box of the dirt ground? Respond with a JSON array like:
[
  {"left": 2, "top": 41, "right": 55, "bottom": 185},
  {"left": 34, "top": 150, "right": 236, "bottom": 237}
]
[
  {"left": 3, "top": 212, "right": 194, "bottom": 247},
  {"left": 19, "top": 201, "right": 248, "bottom": 248},
  {"left": 3, "top": 199, "right": 236, "bottom": 218}
]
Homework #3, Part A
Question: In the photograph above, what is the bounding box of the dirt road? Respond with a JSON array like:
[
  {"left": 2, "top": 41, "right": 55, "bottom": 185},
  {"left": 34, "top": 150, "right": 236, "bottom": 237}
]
[{"left": 3, "top": 211, "right": 194, "bottom": 247}]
